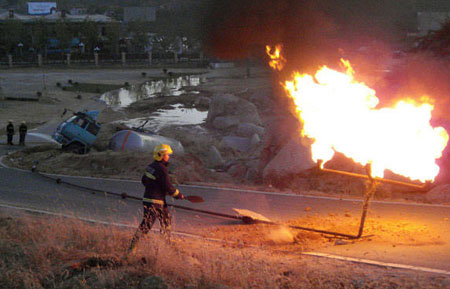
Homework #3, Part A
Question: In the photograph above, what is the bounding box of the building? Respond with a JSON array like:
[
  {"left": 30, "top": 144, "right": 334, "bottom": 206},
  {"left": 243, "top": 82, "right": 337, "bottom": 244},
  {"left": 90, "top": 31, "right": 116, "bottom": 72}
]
[
  {"left": 123, "top": 7, "right": 156, "bottom": 23},
  {"left": 0, "top": 9, "right": 117, "bottom": 55},
  {"left": 417, "top": 11, "right": 450, "bottom": 36},
  {"left": 0, "top": 9, "right": 114, "bottom": 24}
]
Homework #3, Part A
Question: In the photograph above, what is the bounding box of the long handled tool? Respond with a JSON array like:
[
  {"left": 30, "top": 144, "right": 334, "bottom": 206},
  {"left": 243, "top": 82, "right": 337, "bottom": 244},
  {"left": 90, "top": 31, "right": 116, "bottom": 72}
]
[{"left": 184, "top": 195, "right": 204, "bottom": 203}]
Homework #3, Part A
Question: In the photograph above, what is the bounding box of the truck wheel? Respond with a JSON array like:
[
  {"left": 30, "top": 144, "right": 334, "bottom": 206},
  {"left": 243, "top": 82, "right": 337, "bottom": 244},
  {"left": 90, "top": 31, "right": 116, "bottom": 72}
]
[{"left": 63, "top": 143, "right": 85, "bottom": 154}]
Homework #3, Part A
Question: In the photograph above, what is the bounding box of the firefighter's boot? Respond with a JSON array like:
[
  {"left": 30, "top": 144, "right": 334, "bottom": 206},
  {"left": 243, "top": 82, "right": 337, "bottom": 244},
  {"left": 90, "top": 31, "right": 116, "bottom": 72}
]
[{"left": 127, "top": 231, "right": 142, "bottom": 255}]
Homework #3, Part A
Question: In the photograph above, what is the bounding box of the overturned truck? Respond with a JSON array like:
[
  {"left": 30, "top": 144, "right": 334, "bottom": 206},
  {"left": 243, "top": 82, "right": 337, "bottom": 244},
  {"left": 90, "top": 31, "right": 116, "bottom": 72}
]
[{"left": 52, "top": 110, "right": 101, "bottom": 154}]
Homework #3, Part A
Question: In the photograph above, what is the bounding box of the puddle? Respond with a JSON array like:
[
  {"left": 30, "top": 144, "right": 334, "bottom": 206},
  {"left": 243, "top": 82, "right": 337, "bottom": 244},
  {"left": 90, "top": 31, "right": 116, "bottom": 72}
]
[
  {"left": 99, "top": 75, "right": 203, "bottom": 108},
  {"left": 117, "top": 103, "right": 207, "bottom": 132}
]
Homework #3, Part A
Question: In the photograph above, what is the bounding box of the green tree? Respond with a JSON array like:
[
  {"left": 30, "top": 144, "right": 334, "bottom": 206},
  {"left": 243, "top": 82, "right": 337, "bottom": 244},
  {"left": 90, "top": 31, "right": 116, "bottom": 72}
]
[
  {"left": 0, "top": 19, "right": 24, "bottom": 55},
  {"left": 127, "top": 20, "right": 150, "bottom": 53},
  {"left": 55, "top": 19, "right": 71, "bottom": 55},
  {"left": 104, "top": 22, "right": 121, "bottom": 54},
  {"left": 31, "top": 18, "right": 50, "bottom": 53},
  {"left": 80, "top": 20, "right": 99, "bottom": 55}
]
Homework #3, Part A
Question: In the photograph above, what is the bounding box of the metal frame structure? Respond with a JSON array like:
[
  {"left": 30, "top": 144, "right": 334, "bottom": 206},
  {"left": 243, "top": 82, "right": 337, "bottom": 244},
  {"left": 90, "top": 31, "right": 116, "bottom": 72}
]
[{"left": 309, "top": 160, "right": 429, "bottom": 239}]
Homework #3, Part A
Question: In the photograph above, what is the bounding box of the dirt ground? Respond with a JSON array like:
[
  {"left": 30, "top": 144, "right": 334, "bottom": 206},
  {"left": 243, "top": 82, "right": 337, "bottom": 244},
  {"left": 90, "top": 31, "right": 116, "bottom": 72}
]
[
  {"left": 1, "top": 210, "right": 448, "bottom": 289},
  {"left": 0, "top": 65, "right": 271, "bottom": 186}
]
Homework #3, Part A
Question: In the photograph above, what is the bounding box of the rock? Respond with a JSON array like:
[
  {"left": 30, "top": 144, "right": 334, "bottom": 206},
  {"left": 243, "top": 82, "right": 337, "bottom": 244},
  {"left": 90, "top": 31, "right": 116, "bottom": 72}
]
[
  {"left": 212, "top": 116, "right": 240, "bottom": 130},
  {"left": 250, "top": 133, "right": 261, "bottom": 147},
  {"left": 139, "top": 276, "right": 168, "bottom": 289},
  {"left": 223, "top": 160, "right": 239, "bottom": 171},
  {"left": 262, "top": 137, "right": 315, "bottom": 185},
  {"left": 334, "top": 239, "right": 348, "bottom": 246},
  {"left": 246, "top": 167, "right": 260, "bottom": 182},
  {"left": 206, "top": 93, "right": 238, "bottom": 122},
  {"left": 206, "top": 93, "right": 261, "bottom": 126},
  {"left": 426, "top": 184, "right": 450, "bottom": 204},
  {"left": 194, "top": 96, "right": 210, "bottom": 110},
  {"left": 236, "top": 123, "right": 265, "bottom": 138},
  {"left": 249, "top": 89, "right": 273, "bottom": 106},
  {"left": 207, "top": 146, "right": 224, "bottom": 167},
  {"left": 221, "top": 136, "right": 250, "bottom": 152},
  {"left": 228, "top": 163, "right": 247, "bottom": 178}
]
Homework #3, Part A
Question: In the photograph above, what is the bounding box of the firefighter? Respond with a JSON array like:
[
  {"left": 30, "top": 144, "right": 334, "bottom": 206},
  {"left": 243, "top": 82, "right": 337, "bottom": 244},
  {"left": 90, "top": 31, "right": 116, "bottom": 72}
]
[
  {"left": 128, "top": 144, "right": 184, "bottom": 254},
  {"left": 6, "top": 120, "right": 14, "bottom": 145},
  {"left": 19, "top": 121, "right": 27, "bottom": 146}
]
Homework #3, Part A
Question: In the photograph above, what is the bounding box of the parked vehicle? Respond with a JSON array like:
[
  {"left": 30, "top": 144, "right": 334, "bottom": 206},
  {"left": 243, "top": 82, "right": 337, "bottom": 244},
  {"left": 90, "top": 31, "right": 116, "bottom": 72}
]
[{"left": 52, "top": 110, "right": 101, "bottom": 154}]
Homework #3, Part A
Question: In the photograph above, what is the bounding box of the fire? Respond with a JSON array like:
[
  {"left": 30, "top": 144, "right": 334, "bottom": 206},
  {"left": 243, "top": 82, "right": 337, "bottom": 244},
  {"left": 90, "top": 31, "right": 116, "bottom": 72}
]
[
  {"left": 280, "top": 59, "right": 448, "bottom": 182},
  {"left": 266, "top": 44, "right": 286, "bottom": 71}
]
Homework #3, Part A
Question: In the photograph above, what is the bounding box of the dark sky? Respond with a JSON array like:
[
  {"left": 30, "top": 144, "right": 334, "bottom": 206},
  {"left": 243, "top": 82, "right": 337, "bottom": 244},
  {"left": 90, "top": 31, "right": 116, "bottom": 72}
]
[
  {"left": 200, "top": 0, "right": 449, "bottom": 72},
  {"left": 200, "top": 0, "right": 450, "bottom": 119}
]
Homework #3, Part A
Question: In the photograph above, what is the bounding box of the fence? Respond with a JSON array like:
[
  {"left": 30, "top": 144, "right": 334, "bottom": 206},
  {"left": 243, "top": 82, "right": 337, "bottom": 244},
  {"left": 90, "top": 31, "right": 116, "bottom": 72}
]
[{"left": 0, "top": 51, "right": 207, "bottom": 68}]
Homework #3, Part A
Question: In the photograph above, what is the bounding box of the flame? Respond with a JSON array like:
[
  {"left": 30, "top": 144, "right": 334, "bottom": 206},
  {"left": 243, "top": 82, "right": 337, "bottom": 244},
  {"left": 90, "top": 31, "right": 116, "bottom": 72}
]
[
  {"left": 266, "top": 44, "right": 286, "bottom": 71},
  {"left": 281, "top": 59, "right": 448, "bottom": 182}
]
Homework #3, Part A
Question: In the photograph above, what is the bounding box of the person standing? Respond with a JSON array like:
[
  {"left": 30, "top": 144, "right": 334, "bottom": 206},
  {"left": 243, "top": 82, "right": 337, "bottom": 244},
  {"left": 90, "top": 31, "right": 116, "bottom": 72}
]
[
  {"left": 128, "top": 144, "right": 184, "bottom": 254},
  {"left": 19, "top": 121, "right": 27, "bottom": 146},
  {"left": 6, "top": 120, "right": 14, "bottom": 145}
]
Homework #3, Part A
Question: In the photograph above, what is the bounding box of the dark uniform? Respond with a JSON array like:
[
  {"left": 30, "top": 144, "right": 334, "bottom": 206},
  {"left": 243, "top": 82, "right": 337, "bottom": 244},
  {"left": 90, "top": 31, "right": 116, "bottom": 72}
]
[
  {"left": 19, "top": 122, "right": 27, "bottom": 145},
  {"left": 128, "top": 159, "right": 183, "bottom": 251},
  {"left": 6, "top": 122, "right": 14, "bottom": 145}
]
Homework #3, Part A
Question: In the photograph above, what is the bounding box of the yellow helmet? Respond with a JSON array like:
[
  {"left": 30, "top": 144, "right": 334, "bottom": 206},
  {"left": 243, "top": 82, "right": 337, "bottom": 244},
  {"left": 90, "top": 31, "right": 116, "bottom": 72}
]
[{"left": 153, "top": 144, "right": 173, "bottom": 161}]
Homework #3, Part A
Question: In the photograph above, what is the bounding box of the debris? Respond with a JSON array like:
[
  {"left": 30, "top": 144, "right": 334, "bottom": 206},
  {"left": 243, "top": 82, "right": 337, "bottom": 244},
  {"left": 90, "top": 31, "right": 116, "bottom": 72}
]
[
  {"left": 233, "top": 208, "right": 272, "bottom": 223},
  {"left": 334, "top": 239, "right": 348, "bottom": 246}
]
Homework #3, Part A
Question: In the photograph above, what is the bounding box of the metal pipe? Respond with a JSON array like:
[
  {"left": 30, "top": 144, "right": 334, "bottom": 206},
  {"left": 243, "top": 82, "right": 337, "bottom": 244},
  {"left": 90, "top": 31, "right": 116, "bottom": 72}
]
[
  {"left": 32, "top": 169, "right": 379, "bottom": 239},
  {"left": 316, "top": 160, "right": 430, "bottom": 191}
]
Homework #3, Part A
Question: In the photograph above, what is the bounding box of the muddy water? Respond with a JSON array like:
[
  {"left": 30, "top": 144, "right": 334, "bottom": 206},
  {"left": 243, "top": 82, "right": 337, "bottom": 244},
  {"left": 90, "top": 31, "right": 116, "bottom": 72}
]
[
  {"left": 118, "top": 104, "right": 208, "bottom": 132},
  {"left": 100, "top": 75, "right": 208, "bottom": 131},
  {"left": 99, "top": 75, "right": 203, "bottom": 108}
]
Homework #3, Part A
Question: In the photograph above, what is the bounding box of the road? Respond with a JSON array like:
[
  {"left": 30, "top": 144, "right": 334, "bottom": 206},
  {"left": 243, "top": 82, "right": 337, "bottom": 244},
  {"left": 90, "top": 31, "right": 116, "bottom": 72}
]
[{"left": 1, "top": 143, "right": 449, "bottom": 275}]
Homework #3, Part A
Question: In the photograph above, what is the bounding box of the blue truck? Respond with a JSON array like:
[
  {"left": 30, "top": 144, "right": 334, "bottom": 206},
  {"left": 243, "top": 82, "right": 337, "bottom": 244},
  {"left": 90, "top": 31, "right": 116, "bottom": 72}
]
[{"left": 52, "top": 110, "right": 101, "bottom": 154}]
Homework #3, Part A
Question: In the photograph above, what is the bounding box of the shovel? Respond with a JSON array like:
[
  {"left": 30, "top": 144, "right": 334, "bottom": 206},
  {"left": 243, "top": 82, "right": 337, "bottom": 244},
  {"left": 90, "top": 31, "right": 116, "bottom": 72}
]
[{"left": 184, "top": 195, "right": 204, "bottom": 203}]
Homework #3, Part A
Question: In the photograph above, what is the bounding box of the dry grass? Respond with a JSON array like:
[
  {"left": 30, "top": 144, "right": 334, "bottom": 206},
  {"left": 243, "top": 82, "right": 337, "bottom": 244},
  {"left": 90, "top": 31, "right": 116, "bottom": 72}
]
[{"left": 0, "top": 211, "right": 449, "bottom": 289}]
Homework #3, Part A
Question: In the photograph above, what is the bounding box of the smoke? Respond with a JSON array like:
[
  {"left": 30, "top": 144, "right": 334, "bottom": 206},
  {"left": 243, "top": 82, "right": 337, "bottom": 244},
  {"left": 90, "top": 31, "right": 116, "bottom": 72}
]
[
  {"left": 200, "top": 0, "right": 433, "bottom": 73},
  {"left": 266, "top": 226, "right": 295, "bottom": 244}
]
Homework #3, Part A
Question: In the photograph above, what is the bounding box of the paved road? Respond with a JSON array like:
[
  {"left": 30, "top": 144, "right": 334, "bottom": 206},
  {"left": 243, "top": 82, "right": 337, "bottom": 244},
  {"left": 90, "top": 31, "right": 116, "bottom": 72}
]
[{"left": 1, "top": 144, "right": 449, "bottom": 274}]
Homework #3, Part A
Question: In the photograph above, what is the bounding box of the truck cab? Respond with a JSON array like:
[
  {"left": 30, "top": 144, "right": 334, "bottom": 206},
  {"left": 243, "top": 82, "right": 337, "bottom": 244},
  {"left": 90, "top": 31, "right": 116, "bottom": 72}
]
[{"left": 52, "top": 110, "right": 101, "bottom": 154}]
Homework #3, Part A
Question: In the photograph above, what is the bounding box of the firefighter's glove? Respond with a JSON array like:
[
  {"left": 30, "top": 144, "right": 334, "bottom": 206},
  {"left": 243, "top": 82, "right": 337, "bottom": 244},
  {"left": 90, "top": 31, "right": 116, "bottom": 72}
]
[{"left": 175, "top": 193, "right": 185, "bottom": 200}]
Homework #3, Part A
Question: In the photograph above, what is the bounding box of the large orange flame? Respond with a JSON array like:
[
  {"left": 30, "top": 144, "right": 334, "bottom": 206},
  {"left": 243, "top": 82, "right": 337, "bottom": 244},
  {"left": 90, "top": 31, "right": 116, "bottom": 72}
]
[
  {"left": 266, "top": 44, "right": 286, "bottom": 71},
  {"left": 280, "top": 59, "right": 448, "bottom": 182}
]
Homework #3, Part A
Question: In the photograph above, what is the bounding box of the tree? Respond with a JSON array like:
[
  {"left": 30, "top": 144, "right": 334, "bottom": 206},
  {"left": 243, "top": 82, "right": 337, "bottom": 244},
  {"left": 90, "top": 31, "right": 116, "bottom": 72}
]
[
  {"left": 127, "top": 20, "right": 150, "bottom": 53},
  {"left": 55, "top": 19, "right": 71, "bottom": 55},
  {"left": 80, "top": 20, "right": 99, "bottom": 55},
  {"left": 31, "top": 18, "right": 50, "bottom": 53},
  {"left": 0, "top": 19, "right": 24, "bottom": 55},
  {"left": 104, "top": 22, "right": 121, "bottom": 54}
]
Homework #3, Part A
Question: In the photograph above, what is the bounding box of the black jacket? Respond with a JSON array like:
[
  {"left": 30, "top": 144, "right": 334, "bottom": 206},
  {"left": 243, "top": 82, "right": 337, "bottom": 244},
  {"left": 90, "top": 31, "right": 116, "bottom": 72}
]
[
  {"left": 6, "top": 123, "right": 14, "bottom": 135},
  {"left": 141, "top": 160, "right": 180, "bottom": 205},
  {"left": 19, "top": 124, "right": 27, "bottom": 134}
]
